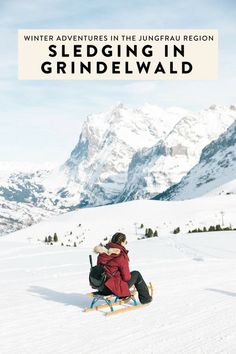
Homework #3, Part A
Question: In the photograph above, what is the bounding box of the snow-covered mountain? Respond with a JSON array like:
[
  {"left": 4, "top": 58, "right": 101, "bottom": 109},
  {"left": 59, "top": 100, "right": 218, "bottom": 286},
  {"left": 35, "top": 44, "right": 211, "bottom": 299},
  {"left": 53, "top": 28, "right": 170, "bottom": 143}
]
[
  {"left": 0, "top": 196, "right": 56, "bottom": 235},
  {"left": 43, "top": 103, "right": 186, "bottom": 207},
  {"left": 38, "top": 104, "right": 236, "bottom": 207},
  {"left": 1, "top": 103, "right": 236, "bottom": 236},
  {"left": 118, "top": 105, "right": 236, "bottom": 201},
  {"left": 0, "top": 168, "right": 62, "bottom": 235},
  {"left": 1, "top": 102, "right": 183, "bottom": 235},
  {"left": 155, "top": 118, "right": 236, "bottom": 201}
]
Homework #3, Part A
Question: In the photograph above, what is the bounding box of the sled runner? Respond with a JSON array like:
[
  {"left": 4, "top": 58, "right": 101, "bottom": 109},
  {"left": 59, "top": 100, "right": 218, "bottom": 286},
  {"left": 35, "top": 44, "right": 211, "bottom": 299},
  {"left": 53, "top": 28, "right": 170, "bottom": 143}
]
[{"left": 84, "top": 282, "right": 153, "bottom": 316}]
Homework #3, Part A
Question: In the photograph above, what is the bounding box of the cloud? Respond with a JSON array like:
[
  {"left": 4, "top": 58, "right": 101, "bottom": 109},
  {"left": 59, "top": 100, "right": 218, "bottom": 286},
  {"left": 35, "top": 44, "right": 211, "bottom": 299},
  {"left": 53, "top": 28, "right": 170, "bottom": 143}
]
[
  {"left": 0, "top": 0, "right": 235, "bottom": 162},
  {"left": 122, "top": 82, "right": 158, "bottom": 95}
]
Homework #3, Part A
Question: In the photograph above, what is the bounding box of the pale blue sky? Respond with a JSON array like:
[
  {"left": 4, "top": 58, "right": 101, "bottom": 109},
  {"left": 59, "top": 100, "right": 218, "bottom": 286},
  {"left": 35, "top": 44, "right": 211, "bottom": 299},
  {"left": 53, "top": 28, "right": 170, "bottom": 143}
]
[{"left": 0, "top": 0, "right": 235, "bottom": 164}]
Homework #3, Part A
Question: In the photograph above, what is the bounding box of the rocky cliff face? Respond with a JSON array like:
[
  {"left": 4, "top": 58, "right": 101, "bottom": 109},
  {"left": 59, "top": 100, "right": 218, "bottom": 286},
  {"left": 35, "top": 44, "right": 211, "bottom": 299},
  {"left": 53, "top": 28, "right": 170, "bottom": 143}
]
[
  {"left": 118, "top": 105, "right": 236, "bottom": 201},
  {"left": 154, "top": 118, "right": 236, "bottom": 201},
  {"left": 45, "top": 103, "right": 184, "bottom": 207}
]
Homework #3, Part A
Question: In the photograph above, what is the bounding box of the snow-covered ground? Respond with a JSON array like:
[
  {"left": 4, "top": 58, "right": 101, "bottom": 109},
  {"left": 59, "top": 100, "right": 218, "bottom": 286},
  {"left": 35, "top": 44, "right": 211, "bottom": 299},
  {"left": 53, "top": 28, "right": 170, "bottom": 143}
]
[
  {"left": 5, "top": 195, "right": 236, "bottom": 247},
  {"left": 1, "top": 196, "right": 236, "bottom": 353},
  {"left": 1, "top": 231, "right": 236, "bottom": 354}
]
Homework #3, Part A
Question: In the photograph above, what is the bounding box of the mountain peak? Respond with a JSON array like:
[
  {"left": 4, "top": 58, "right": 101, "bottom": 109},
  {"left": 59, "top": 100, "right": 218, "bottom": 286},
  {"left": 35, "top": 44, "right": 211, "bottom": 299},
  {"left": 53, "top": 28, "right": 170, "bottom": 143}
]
[
  {"left": 1, "top": 103, "right": 236, "bottom": 236},
  {"left": 155, "top": 119, "right": 236, "bottom": 201}
]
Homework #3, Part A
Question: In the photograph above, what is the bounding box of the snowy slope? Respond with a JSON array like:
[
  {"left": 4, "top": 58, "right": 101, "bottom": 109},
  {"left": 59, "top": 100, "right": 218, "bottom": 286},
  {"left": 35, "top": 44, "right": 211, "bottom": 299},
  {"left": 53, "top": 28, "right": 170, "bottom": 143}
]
[
  {"left": 155, "top": 119, "right": 236, "bottom": 201},
  {"left": 207, "top": 179, "right": 236, "bottom": 196},
  {"left": 1, "top": 197, "right": 236, "bottom": 353},
  {"left": 5, "top": 195, "right": 236, "bottom": 248},
  {"left": 119, "top": 105, "right": 236, "bottom": 201}
]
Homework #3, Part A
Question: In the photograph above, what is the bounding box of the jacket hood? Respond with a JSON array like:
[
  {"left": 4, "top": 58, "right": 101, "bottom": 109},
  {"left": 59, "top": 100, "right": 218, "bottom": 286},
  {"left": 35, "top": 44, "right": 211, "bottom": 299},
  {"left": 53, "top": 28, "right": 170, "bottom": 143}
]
[
  {"left": 93, "top": 244, "right": 121, "bottom": 256},
  {"left": 107, "top": 242, "right": 129, "bottom": 255}
]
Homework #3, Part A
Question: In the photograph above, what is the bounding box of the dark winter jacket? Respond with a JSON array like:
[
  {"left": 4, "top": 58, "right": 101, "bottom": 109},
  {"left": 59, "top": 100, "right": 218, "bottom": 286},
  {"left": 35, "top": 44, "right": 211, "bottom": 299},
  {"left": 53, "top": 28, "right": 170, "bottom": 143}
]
[{"left": 94, "top": 242, "right": 131, "bottom": 297}]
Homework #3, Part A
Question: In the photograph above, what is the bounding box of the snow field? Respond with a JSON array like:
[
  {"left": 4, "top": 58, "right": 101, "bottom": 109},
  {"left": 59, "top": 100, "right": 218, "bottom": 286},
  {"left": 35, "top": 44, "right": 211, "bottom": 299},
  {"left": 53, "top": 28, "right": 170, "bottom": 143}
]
[{"left": 1, "top": 230, "right": 236, "bottom": 354}]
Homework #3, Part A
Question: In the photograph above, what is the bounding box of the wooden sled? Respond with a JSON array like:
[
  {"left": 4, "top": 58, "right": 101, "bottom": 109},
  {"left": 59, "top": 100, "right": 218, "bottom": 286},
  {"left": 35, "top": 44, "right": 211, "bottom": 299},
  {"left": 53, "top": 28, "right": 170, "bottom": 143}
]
[{"left": 84, "top": 282, "right": 153, "bottom": 316}]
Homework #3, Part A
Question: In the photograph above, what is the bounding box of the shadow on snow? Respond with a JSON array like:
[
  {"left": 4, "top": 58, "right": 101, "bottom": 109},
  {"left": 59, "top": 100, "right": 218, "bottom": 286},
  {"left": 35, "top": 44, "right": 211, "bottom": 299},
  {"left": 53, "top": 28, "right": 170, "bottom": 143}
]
[
  {"left": 28, "top": 286, "right": 91, "bottom": 309},
  {"left": 205, "top": 288, "right": 236, "bottom": 297}
]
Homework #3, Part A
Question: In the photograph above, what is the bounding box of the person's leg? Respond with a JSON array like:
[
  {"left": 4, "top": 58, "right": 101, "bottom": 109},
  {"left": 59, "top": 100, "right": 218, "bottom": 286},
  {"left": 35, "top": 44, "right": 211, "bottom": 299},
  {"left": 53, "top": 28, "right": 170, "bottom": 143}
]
[
  {"left": 128, "top": 270, "right": 152, "bottom": 304},
  {"left": 127, "top": 270, "right": 140, "bottom": 288}
]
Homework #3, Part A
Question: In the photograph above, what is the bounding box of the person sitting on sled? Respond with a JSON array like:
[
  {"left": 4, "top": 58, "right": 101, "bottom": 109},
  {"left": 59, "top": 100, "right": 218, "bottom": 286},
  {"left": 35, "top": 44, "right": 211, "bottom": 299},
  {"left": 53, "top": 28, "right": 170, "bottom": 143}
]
[{"left": 94, "top": 232, "right": 152, "bottom": 304}]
